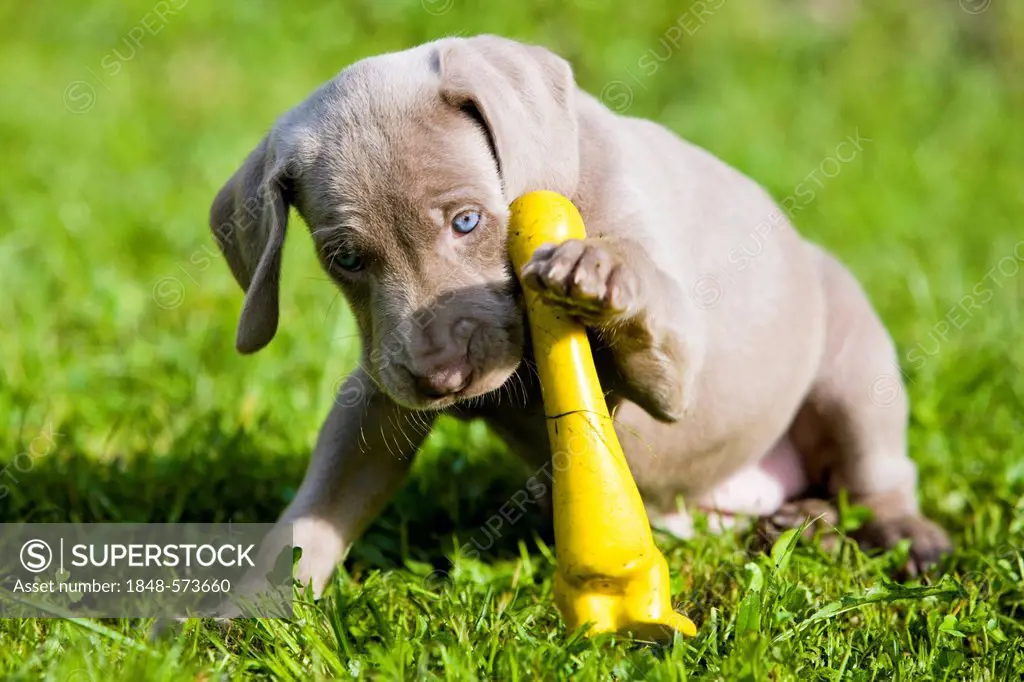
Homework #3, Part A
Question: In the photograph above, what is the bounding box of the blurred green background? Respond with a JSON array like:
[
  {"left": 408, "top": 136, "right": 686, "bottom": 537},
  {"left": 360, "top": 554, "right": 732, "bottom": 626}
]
[{"left": 1, "top": 1, "right": 1022, "bottom": 679}]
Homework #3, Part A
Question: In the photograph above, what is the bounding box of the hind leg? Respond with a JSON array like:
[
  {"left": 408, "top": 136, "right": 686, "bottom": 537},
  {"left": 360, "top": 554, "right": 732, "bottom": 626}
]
[{"left": 790, "top": 248, "right": 950, "bottom": 573}]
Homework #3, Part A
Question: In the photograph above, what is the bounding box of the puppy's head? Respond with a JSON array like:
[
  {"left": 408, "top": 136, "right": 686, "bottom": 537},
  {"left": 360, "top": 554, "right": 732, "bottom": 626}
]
[{"left": 210, "top": 36, "right": 580, "bottom": 409}]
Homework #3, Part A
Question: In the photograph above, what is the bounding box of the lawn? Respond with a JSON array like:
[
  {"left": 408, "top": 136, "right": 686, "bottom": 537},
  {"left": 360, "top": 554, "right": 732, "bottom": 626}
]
[{"left": 1, "top": 0, "right": 1022, "bottom": 679}]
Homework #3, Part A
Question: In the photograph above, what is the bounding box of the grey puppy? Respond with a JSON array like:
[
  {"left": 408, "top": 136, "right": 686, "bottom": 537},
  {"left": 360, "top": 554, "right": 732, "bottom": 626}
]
[{"left": 210, "top": 35, "right": 949, "bottom": 596}]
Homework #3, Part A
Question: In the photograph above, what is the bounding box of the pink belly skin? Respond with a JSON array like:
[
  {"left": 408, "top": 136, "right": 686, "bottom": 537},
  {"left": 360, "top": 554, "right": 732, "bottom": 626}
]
[{"left": 649, "top": 438, "right": 807, "bottom": 539}]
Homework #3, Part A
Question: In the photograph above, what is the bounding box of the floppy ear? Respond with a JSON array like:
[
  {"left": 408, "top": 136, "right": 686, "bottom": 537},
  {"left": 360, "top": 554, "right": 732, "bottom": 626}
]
[
  {"left": 209, "top": 135, "right": 292, "bottom": 354},
  {"left": 438, "top": 35, "right": 580, "bottom": 202}
]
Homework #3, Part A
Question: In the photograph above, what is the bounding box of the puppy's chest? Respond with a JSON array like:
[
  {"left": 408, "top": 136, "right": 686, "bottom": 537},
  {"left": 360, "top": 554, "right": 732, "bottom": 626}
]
[
  {"left": 462, "top": 336, "right": 629, "bottom": 466},
  {"left": 481, "top": 333, "right": 626, "bottom": 411}
]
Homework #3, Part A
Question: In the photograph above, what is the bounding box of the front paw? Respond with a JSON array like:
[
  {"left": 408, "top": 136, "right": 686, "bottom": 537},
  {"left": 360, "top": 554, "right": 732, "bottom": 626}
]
[{"left": 520, "top": 239, "right": 640, "bottom": 323}]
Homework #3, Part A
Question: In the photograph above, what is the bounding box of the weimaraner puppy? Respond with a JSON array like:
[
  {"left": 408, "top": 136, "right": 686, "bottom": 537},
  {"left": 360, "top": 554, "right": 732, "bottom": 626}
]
[{"left": 210, "top": 35, "right": 949, "bottom": 597}]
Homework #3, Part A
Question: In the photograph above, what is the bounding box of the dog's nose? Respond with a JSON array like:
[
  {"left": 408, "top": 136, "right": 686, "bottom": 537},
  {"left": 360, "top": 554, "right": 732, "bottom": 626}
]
[{"left": 412, "top": 359, "right": 472, "bottom": 398}]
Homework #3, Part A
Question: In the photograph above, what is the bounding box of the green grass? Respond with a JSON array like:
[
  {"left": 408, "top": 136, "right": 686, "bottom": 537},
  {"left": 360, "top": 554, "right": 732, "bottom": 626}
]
[{"left": 1, "top": 0, "right": 1023, "bottom": 678}]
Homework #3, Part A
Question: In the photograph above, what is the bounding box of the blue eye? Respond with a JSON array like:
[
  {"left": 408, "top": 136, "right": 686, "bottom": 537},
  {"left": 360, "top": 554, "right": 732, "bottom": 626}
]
[
  {"left": 452, "top": 210, "right": 481, "bottom": 234},
  {"left": 334, "top": 250, "right": 364, "bottom": 272}
]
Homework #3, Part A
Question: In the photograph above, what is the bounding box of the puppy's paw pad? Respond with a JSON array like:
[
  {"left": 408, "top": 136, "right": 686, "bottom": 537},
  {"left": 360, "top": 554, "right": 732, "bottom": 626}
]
[{"left": 521, "top": 239, "right": 638, "bottom": 321}]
